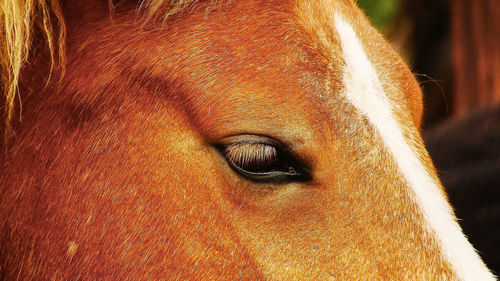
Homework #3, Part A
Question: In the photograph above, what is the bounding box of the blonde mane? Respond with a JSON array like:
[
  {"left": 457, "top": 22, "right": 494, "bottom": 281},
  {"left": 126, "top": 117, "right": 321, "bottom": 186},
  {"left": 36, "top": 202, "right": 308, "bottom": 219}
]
[{"left": 0, "top": 0, "right": 199, "bottom": 142}]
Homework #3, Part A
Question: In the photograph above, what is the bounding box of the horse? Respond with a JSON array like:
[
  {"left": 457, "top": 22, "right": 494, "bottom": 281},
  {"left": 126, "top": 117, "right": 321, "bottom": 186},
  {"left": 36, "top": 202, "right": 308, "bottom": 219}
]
[{"left": 0, "top": 0, "right": 495, "bottom": 280}]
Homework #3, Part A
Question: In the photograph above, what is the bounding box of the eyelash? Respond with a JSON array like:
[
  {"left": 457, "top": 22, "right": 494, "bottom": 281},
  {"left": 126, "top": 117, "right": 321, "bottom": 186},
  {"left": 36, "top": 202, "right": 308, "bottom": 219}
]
[{"left": 224, "top": 142, "right": 278, "bottom": 172}]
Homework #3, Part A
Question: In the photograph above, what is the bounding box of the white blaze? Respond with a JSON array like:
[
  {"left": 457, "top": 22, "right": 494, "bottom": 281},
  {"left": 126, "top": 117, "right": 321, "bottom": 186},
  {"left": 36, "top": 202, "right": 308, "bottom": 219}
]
[{"left": 333, "top": 13, "right": 495, "bottom": 281}]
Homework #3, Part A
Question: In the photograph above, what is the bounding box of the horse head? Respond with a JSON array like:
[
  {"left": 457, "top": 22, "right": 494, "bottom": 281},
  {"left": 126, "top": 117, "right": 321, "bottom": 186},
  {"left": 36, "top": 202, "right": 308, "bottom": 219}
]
[{"left": 0, "top": 0, "right": 495, "bottom": 280}]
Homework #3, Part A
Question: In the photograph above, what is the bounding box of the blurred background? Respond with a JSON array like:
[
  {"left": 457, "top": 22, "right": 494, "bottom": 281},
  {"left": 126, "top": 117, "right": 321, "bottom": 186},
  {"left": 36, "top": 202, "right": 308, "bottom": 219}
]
[{"left": 357, "top": 0, "right": 500, "bottom": 275}]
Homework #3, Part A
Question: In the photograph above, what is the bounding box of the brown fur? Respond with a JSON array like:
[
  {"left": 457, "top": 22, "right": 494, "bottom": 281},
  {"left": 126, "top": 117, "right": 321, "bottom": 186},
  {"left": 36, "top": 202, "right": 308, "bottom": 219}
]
[
  {"left": 0, "top": 0, "right": 483, "bottom": 280},
  {"left": 0, "top": 0, "right": 204, "bottom": 142}
]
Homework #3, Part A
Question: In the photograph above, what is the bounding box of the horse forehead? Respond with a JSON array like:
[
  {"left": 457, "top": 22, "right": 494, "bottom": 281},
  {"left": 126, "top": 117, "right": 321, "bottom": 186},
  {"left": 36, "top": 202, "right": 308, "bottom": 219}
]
[
  {"left": 213, "top": 0, "right": 400, "bottom": 101},
  {"left": 187, "top": 1, "right": 376, "bottom": 95},
  {"left": 147, "top": 0, "right": 405, "bottom": 144}
]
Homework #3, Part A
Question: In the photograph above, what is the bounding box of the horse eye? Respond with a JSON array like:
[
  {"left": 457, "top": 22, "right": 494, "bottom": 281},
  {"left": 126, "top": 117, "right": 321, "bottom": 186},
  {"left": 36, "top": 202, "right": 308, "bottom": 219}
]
[{"left": 216, "top": 136, "right": 311, "bottom": 183}]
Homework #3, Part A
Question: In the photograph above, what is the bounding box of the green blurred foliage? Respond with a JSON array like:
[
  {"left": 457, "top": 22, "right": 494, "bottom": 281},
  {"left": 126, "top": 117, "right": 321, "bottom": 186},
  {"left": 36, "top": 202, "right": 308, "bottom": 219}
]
[{"left": 356, "top": 0, "right": 400, "bottom": 33}]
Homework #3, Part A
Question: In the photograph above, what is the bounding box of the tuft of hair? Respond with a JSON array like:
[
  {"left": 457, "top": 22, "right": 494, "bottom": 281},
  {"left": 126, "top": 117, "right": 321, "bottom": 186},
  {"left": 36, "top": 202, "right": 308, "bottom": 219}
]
[
  {"left": 0, "top": 0, "right": 65, "bottom": 143},
  {"left": 139, "top": 0, "right": 208, "bottom": 22}
]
